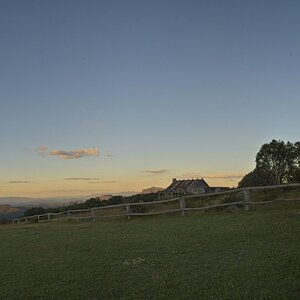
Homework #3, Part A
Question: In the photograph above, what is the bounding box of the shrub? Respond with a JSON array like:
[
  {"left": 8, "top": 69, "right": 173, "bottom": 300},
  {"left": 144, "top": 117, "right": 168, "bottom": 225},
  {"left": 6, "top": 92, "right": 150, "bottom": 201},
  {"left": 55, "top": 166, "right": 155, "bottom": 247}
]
[
  {"left": 223, "top": 193, "right": 242, "bottom": 204},
  {"left": 131, "top": 204, "right": 148, "bottom": 214}
]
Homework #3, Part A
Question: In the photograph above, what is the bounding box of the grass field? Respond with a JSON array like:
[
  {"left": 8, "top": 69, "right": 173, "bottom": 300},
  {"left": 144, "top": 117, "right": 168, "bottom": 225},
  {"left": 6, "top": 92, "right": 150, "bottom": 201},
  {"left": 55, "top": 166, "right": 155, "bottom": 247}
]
[{"left": 0, "top": 206, "right": 300, "bottom": 299}]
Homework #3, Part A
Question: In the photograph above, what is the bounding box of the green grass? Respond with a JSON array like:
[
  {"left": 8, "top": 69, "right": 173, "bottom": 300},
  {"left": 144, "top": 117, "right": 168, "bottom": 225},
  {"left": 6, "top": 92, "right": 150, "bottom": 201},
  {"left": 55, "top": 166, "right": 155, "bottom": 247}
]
[{"left": 0, "top": 207, "right": 300, "bottom": 299}]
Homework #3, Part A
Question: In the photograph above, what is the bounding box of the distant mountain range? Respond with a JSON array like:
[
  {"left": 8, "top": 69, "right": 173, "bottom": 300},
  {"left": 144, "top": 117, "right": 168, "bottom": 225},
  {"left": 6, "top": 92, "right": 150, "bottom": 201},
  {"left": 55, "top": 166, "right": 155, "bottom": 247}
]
[
  {"left": 0, "top": 188, "right": 163, "bottom": 221},
  {"left": 140, "top": 187, "right": 164, "bottom": 194},
  {"left": 0, "top": 197, "right": 75, "bottom": 208},
  {"left": 0, "top": 191, "right": 139, "bottom": 209}
]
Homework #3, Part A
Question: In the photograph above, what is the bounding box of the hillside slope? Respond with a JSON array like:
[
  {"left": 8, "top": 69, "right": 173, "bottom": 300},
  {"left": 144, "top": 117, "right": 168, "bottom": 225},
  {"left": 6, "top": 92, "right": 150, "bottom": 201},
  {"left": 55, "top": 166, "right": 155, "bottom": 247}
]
[{"left": 0, "top": 206, "right": 299, "bottom": 299}]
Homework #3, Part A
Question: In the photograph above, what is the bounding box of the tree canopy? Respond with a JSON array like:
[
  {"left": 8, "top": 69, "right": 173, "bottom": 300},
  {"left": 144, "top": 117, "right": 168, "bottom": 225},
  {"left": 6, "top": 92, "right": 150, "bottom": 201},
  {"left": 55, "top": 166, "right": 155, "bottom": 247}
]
[{"left": 239, "top": 139, "right": 300, "bottom": 188}]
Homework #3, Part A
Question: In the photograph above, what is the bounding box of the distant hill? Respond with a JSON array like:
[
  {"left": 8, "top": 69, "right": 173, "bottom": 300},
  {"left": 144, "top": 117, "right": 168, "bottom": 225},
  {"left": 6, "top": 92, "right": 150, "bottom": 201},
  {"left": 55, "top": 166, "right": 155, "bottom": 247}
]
[
  {"left": 140, "top": 187, "right": 164, "bottom": 194},
  {"left": 99, "top": 195, "right": 113, "bottom": 201},
  {"left": 0, "top": 197, "right": 74, "bottom": 208},
  {"left": 0, "top": 191, "right": 139, "bottom": 209},
  {"left": 0, "top": 204, "right": 22, "bottom": 214},
  {"left": 86, "top": 191, "right": 138, "bottom": 198},
  {"left": 0, "top": 204, "right": 26, "bottom": 221}
]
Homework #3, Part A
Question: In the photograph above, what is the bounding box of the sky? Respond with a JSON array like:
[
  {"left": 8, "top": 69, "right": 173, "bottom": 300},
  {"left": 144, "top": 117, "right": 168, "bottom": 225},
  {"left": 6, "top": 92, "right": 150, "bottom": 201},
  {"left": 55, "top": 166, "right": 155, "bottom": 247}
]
[{"left": 1, "top": 0, "right": 300, "bottom": 198}]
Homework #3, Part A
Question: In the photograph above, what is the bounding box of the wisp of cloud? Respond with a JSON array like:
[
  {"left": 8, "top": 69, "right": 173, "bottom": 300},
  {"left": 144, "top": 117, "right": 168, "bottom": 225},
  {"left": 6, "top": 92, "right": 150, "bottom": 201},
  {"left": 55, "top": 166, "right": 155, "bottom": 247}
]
[{"left": 49, "top": 148, "right": 100, "bottom": 159}]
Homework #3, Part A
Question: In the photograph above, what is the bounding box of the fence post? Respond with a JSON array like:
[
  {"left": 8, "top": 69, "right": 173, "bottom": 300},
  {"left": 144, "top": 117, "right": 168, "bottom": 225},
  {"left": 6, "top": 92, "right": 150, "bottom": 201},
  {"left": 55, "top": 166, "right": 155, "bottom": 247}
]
[
  {"left": 91, "top": 209, "right": 95, "bottom": 222},
  {"left": 243, "top": 189, "right": 250, "bottom": 211},
  {"left": 68, "top": 210, "right": 71, "bottom": 221},
  {"left": 180, "top": 198, "right": 186, "bottom": 216},
  {"left": 126, "top": 205, "right": 131, "bottom": 220},
  {"left": 37, "top": 215, "right": 40, "bottom": 222},
  {"left": 47, "top": 213, "right": 51, "bottom": 222}
]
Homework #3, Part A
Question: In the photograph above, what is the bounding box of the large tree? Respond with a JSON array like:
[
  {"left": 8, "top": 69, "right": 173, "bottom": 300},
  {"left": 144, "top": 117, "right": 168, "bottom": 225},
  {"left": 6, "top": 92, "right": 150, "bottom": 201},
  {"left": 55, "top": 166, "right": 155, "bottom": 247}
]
[
  {"left": 239, "top": 139, "right": 300, "bottom": 187},
  {"left": 255, "top": 140, "right": 297, "bottom": 184}
]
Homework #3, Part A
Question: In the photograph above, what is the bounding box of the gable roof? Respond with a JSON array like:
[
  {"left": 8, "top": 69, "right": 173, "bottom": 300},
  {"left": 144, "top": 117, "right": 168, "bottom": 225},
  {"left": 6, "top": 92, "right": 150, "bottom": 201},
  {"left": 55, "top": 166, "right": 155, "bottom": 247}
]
[{"left": 164, "top": 178, "right": 209, "bottom": 193}]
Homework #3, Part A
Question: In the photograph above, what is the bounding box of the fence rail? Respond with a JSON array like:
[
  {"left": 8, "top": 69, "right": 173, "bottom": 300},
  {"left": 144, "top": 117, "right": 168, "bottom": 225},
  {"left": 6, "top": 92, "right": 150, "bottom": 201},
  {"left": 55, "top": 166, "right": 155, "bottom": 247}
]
[{"left": 12, "top": 183, "right": 300, "bottom": 224}]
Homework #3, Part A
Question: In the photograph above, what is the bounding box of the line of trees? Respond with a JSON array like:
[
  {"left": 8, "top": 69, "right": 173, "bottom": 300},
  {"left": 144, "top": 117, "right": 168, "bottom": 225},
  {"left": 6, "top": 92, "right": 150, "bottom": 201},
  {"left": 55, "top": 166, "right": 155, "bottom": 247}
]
[
  {"left": 23, "top": 192, "right": 158, "bottom": 217},
  {"left": 238, "top": 140, "right": 300, "bottom": 187}
]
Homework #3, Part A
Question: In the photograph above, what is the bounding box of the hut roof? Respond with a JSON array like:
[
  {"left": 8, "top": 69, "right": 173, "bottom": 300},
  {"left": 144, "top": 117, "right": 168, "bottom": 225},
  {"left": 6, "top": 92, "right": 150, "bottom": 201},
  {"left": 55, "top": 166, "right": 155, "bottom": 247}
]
[{"left": 164, "top": 178, "right": 209, "bottom": 193}]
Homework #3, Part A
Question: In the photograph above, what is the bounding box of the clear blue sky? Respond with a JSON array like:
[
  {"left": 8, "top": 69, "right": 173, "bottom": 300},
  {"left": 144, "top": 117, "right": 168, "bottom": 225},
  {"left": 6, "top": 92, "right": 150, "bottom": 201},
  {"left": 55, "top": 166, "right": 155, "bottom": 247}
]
[{"left": 1, "top": 0, "right": 300, "bottom": 197}]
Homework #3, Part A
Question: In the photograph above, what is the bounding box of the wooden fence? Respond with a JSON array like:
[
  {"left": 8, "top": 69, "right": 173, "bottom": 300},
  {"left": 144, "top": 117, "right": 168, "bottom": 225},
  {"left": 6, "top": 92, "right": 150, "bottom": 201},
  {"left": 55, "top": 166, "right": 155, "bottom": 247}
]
[{"left": 12, "top": 183, "right": 300, "bottom": 224}]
